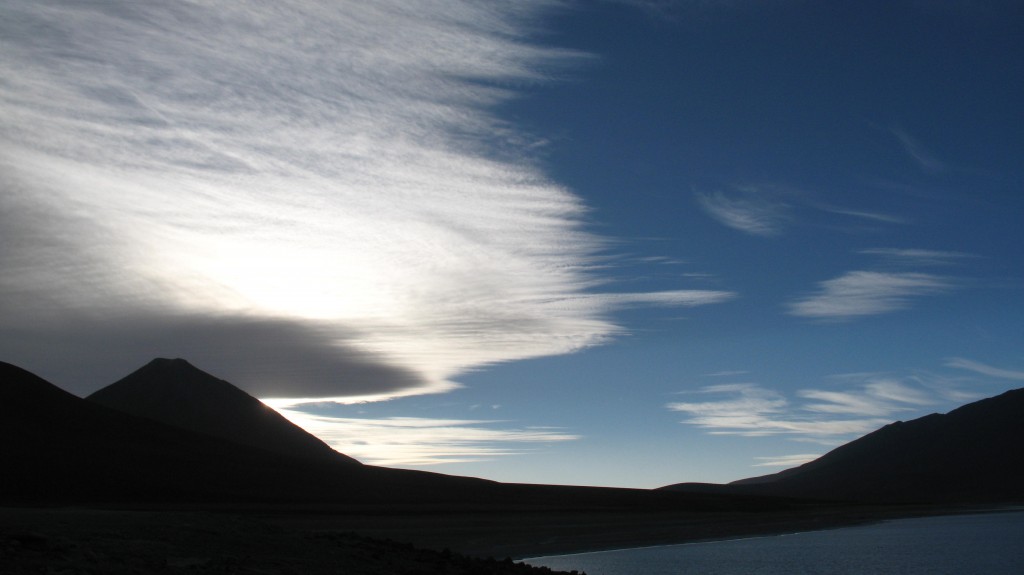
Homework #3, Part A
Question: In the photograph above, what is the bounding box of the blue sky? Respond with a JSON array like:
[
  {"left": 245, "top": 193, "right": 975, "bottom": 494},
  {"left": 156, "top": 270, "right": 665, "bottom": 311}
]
[{"left": 2, "top": 1, "right": 1022, "bottom": 488}]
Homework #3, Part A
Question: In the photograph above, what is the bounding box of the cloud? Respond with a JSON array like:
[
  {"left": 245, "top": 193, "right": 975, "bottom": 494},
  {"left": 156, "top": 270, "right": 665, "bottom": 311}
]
[
  {"left": 858, "top": 248, "right": 977, "bottom": 266},
  {"left": 695, "top": 189, "right": 789, "bottom": 236},
  {"left": 862, "top": 378, "right": 937, "bottom": 405},
  {"left": 817, "top": 207, "right": 907, "bottom": 225},
  {"left": 788, "top": 271, "right": 953, "bottom": 320},
  {"left": 945, "top": 357, "right": 1024, "bottom": 381},
  {"left": 668, "top": 376, "right": 947, "bottom": 441},
  {"left": 752, "top": 454, "right": 821, "bottom": 468},
  {"left": 269, "top": 408, "right": 580, "bottom": 466},
  {"left": 667, "top": 383, "right": 792, "bottom": 434},
  {"left": 0, "top": 312, "right": 432, "bottom": 400},
  {"left": 696, "top": 187, "right": 790, "bottom": 234},
  {"left": 891, "top": 127, "right": 945, "bottom": 173},
  {"left": 799, "top": 379, "right": 934, "bottom": 416},
  {"left": 696, "top": 186, "right": 905, "bottom": 236},
  {"left": 0, "top": 1, "right": 731, "bottom": 401}
]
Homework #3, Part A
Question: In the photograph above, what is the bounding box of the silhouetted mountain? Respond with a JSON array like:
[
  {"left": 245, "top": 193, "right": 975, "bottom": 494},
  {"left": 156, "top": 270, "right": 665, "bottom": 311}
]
[
  {"left": 661, "top": 388, "right": 1024, "bottom": 503},
  {"left": 0, "top": 360, "right": 491, "bottom": 504},
  {"left": 2, "top": 360, "right": 800, "bottom": 514},
  {"left": 87, "top": 358, "right": 357, "bottom": 464}
]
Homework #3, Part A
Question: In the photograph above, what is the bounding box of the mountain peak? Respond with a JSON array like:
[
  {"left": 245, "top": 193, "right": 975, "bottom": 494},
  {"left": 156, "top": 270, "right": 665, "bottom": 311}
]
[
  {"left": 87, "top": 358, "right": 359, "bottom": 465},
  {"left": 135, "top": 357, "right": 215, "bottom": 380},
  {"left": 147, "top": 357, "right": 194, "bottom": 367}
]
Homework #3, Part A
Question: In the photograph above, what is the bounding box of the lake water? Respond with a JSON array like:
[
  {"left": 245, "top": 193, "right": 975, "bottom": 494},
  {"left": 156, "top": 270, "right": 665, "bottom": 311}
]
[{"left": 524, "top": 510, "right": 1024, "bottom": 574}]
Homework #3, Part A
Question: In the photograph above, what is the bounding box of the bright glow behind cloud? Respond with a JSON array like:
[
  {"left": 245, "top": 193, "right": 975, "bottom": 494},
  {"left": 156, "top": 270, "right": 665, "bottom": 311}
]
[{"left": 0, "top": 1, "right": 732, "bottom": 400}]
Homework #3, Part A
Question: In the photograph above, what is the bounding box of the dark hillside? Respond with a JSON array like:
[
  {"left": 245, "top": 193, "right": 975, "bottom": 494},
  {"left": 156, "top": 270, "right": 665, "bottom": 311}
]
[{"left": 662, "top": 388, "right": 1024, "bottom": 503}]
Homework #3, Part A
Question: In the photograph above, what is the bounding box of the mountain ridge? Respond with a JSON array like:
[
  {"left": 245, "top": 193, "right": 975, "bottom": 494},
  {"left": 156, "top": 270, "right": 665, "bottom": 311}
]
[
  {"left": 3, "top": 359, "right": 790, "bottom": 513},
  {"left": 661, "top": 387, "right": 1024, "bottom": 503}
]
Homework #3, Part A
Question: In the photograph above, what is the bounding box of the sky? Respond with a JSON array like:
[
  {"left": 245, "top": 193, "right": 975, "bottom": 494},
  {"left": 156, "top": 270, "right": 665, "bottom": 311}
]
[{"left": 2, "top": 0, "right": 1022, "bottom": 488}]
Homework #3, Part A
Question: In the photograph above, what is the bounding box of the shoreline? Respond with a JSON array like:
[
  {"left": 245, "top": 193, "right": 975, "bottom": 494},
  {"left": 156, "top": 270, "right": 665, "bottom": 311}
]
[
  {"left": 1, "top": 503, "right": 1018, "bottom": 571},
  {"left": 514, "top": 504, "right": 1024, "bottom": 560},
  {"left": 250, "top": 501, "right": 1016, "bottom": 559}
]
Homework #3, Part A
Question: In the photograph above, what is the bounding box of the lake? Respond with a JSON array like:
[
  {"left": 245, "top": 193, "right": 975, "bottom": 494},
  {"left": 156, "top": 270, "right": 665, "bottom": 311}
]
[{"left": 524, "top": 510, "right": 1024, "bottom": 574}]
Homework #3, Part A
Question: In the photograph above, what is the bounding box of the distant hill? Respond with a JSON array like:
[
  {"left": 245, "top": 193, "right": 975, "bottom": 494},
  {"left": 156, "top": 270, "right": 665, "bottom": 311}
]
[
  {"left": 661, "top": 388, "right": 1024, "bottom": 503},
  {"left": 87, "top": 358, "right": 357, "bottom": 464}
]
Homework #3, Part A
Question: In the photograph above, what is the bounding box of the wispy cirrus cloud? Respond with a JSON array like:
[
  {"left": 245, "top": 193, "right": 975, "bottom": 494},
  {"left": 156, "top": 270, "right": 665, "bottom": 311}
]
[
  {"left": 788, "top": 271, "right": 953, "bottom": 320},
  {"left": 696, "top": 186, "right": 907, "bottom": 237},
  {"left": 668, "top": 377, "right": 943, "bottom": 441},
  {"left": 666, "top": 383, "right": 789, "bottom": 434},
  {"left": 800, "top": 378, "right": 935, "bottom": 416},
  {"left": 891, "top": 127, "right": 945, "bottom": 173},
  {"left": 945, "top": 357, "right": 1024, "bottom": 381},
  {"left": 858, "top": 248, "right": 977, "bottom": 266},
  {"left": 668, "top": 361, "right": 1016, "bottom": 471},
  {"left": 816, "top": 206, "right": 907, "bottom": 225},
  {"left": 752, "top": 454, "right": 821, "bottom": 468},
  {"left": 695, "top": 189, "right": 789, "bottom": 236},
  {"left": 0, "top": 1, "right": 733, "bottom": 401},
  {"left": 270, "top": 407, "right": 579, "bottom": 466}
]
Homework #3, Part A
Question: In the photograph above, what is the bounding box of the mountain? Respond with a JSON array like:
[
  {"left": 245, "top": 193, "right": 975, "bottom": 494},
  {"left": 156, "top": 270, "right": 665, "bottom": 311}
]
[
  {"left": 1, "top": 359, "right": 289, "bottom": 502},
  {"left": 0, "top": 359, "right": 498, "bottom": 504},
  {"left": 3, "top": 359, "right": 793, "bottom": 515},
  {"left": 87, "top": 358, "right": 357, "bottom": 464},
  {"left": 661, "top": 388, "right": 1024, "bottom": 503}
]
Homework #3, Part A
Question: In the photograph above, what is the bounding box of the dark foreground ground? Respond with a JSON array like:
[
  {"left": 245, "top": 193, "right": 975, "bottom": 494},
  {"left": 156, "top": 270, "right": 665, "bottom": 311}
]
[
  {"left": 0, "top": 503, "right": 997, "bottom": 574},
  {"left": 0, "top": 507, "right": 581, "bottom": 575}
]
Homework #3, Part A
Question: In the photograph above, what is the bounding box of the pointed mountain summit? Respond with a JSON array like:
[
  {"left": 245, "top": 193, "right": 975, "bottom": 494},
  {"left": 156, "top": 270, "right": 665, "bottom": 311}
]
[
  {"left": 87, "top": 358, "right": 359, "bottom": 464},
  {"left": 662, "top": 387, "right": 1024, "bottom": 503}
]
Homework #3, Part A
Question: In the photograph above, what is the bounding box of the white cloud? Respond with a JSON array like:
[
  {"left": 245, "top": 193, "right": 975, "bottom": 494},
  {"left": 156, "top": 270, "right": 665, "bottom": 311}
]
[
  {"left": 668, "top": 375, "right": 949, "bottom": 441},
  {"left": 945, "top": 357, "right": 1024, "bottom": 381},
  {"left": 798, "top": 389, "right": 896, "bottom": 416},
  {"left": 859, "top": 248, "right": 976, "bottom": 266},
  {"left": 891, "top": 127, "right": 945, "bottom": 173},
  {"left": 788, "top": 271, "right": 953, "bottom": 320},
  {"left": 863, "top": 378, "right": 936, "bottom": 405},
  {"left": 799, "top": 378, "right": 934, "bottom": 416},
  {"left": 667, "top": 383, "right": 791, "bottom": 434},
  {"left": 752, "top": 454, "right": 821, "bottom": 468},
  {"left": 0, "top": 1, "right": 732, "bottom": 401},
  {"left": 668, "top": 365, "right": 1012, "bottom": 471},
  {"left": 272, "top": 407, "right": 579, "bottom": 466},
  {"left": 818, "top": 207, "right": 906, "bottom": 225},
  {"left": 695, "top": 189, "right": 789, "bottom": 236}
]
